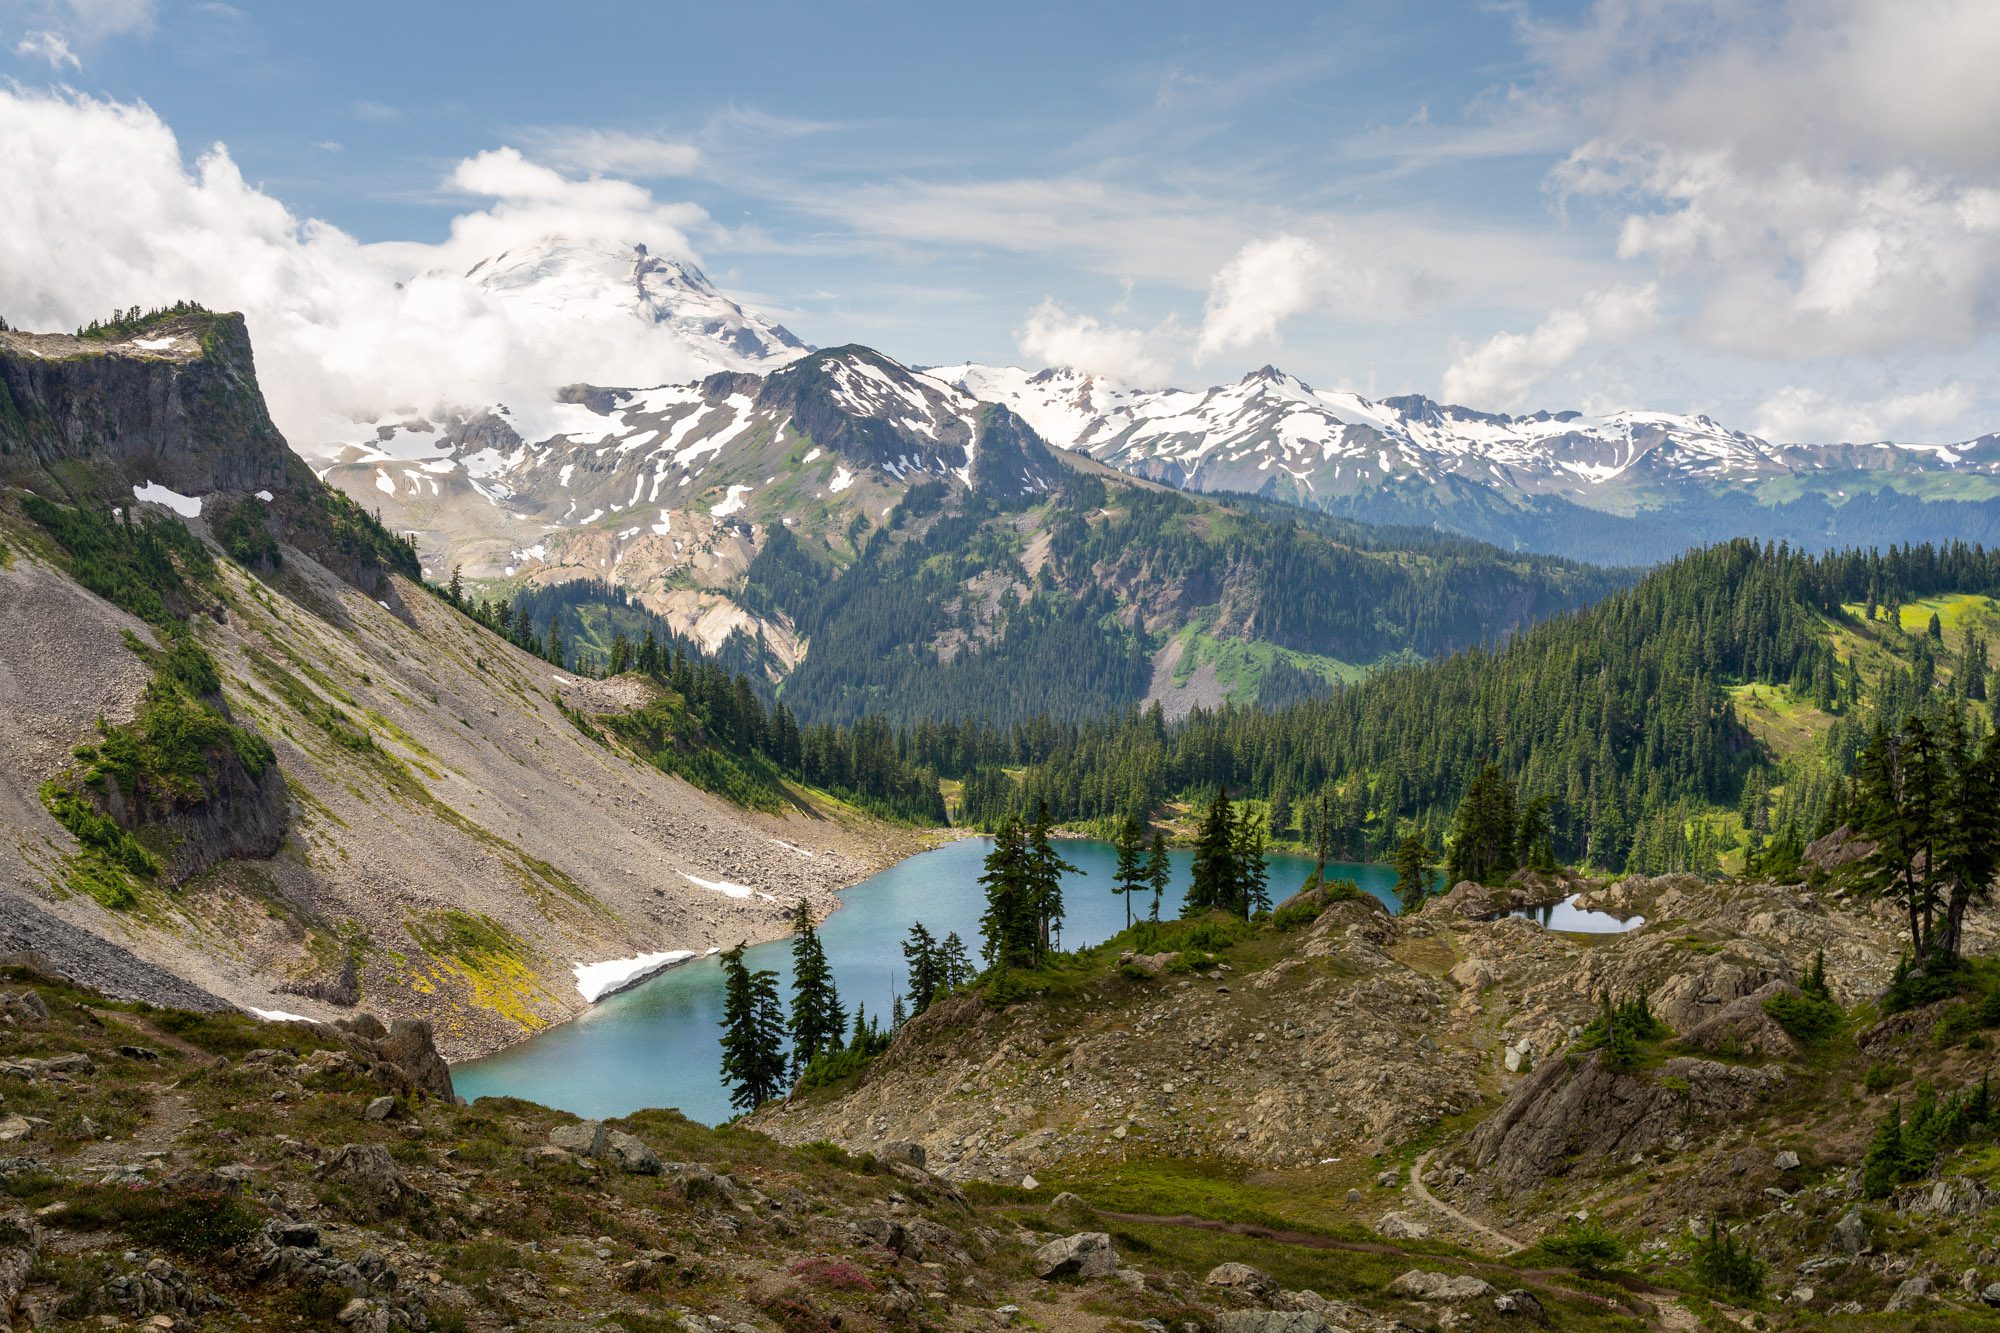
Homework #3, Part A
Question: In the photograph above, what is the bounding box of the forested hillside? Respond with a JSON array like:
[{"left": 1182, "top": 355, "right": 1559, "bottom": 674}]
[
  {"left": 741, "top": 472, "right": 1625, "bottom": 727},
  {"left": 912, "top": 540, "right": 2000, "bottom": 872}
]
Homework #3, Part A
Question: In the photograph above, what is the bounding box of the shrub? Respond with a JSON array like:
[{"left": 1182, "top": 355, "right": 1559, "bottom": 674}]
[
  {"left": 1691, "top": 1216, "right": 1765, "bottom": 1300},
  {"left": 1572, "top": 991, "right": 1670, "bottom": 1072},
  {"left": 1764, "top": 989, "right": 1842, "bottom": 1043},
  {"left": 1862, "top": 1061, "right": 1902, "bottom": 1094},
  {"left": 1933, "top": 1002, "right": 1981, "bottom": 1048},
  {"left": 788, "top": 1256, "right": 879, "bottom": 1293},
  {"left": 1271, "top": 899, "right": 1322, "bottom": 932},
  {"left": 1884, "top": 954, "right": 1964, "bottom": 1014},
  {"left": 1536, "top": 1217, "right": 1625, "bottom": 1273}
]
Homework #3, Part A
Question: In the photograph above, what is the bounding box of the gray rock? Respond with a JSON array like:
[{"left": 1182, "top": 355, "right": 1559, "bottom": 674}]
[
  {"left": 1390, "top": 1270, "right": 1497, "bottom": 1302},
  {"left": 1210, "top": 1314, "right": 1336, "bottom": 1333},
  {"left": 1900, "top": 1175, "right": 1989, "bottom": 1218},
  {"left": 0, "top": 1117, "right": 31, "bottom": 1144},
  {"left": 1773, "top": 1149, "right": 1800, "bottom": 1171},
  {"left": 40, "top": 1051, "right": 92, "bottom": 1076},
  {"left": 878, "top": 1139, "right": 926, "bottom": 1169},
  {"left": 1344, "top": 1188, "right": 1361, "bottom": 1204},
  {"left": 1494, "top": 1287, "right": 1545, "bottom": 1318},
  {"left": 1375, "top": 1210, "right": 1432, "bottom": 1240},
  {"left": 1205, "top": 1261, "right": 1277, "bottom": 1296},
  {"left": 1981, "top": 1280, "right": 2000, "bottom": 1308},
  {"left": 1830, "top": 1205, "right": 1868, "bottom": 1257},
  {"left": 549, "top": 1119, "right": 608, "bottom": 1156},
  {"left": 362, "top": 1096, "right": 395, "bottom": 1121},
  {"left": 603, "top": 1129, "right": 661, "bottom": 1175},
  {"left": 1033, "top": 1231, "right": 1117, "bottom": 1279},
  {"left": 1885, "top": 1275, "right": 1932, "bottom": 1312}
]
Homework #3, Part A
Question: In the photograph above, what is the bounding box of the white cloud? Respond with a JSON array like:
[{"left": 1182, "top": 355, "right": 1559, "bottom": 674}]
[
  {"left": 1752, "top": 382, "right": 1976, "bottom": 444},
  {"left": 0, "top": 89, "right": 734, "bottom": 456},
  {"left": 1440, "top": 283, "right": 1659, "bottom": 409},
  {"left": 1194, "top": 234, "right": 1331, "bottom": 360},
  {"left": 529, "top": 128, "right": 701, "bottom": 178},
  {"left": 13, "top": 28, "right": 77, "bottom": 67},
  {"left": 1016, "top": 299, "right": 1175, "bottom": 386}
]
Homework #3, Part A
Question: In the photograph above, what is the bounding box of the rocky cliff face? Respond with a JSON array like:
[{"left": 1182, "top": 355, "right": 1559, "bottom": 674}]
[
  {"left": 0, "top": 312, "right": 296, "bottom": 501},
  {"left": 0, "top": 311, "right": 926, "bottom": 1053}
]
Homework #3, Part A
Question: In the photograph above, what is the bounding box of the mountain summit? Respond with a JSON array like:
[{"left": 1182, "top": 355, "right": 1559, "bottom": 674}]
[{"left": 462, "top": 238, "right": 811, "bottom": 373}]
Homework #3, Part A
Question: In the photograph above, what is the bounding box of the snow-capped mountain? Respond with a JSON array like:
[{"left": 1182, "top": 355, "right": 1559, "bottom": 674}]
[
  {"left": 461, "top": 239, "right": 810, "bottom": 373},
  {"left": 929, "top": 362, "right": 2000, "bottom": 562},
  {"left": 932, "top": 363, "right": 1857, "bottom": 503},
  {"left": 320, "top": 347, "right": 1062, "bottom": 658}
]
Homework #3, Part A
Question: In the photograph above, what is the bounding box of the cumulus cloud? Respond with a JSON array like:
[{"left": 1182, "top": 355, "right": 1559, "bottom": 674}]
[
  {"left": 0, "top": 89, "right": 735, "bottom": 457},
  {"left": 1194, "top": 234, "right": 1331, "bottom": 360},
  {"left": 1752, "top": 382, "right": 1976, "bottom": 444},
  {"left": 1440, "top": 283, "right": 1659, "bottom": 409},
  {"left": 14, "top": 29, "right": 78, "bottom": 67},
  {"left": 1528, "top": 0, "right": 2000, "bottom": 373},
  {"left": 1016, "top": 299, "right": 1175, "bottom": 386}
]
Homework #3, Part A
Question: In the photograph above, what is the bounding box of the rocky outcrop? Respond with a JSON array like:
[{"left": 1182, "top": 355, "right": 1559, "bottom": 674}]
[
  {"left": 1462, "top": 1046, "right": 1785, "bottom": 1191},
  {"left": 335, "top": 1015, "right": 455, "bottom": 1101},
  {"left": 1677, "top": 980, "right": 1802, "bottom": 1059}
]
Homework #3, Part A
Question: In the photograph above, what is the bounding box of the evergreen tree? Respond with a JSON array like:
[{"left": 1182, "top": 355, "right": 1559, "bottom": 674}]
[
  {"left": 1447, "top": 763, "right": 1519, "bottom": 885},
  {"left": 1231, "top": 804, "right": 1269, "bottom": 917},
  {"left": 1022, "top": 800, "right": 1079, "bottom": 957},
  {"left": 1145, "top": 831, "right": 1170, "bottom": 923},
  {"left": 1111, "top": 814, "right": 1147, "bottom": 930},
  {"left": 937, "top": 931, "right": 976, "bottom": 990},
  {"left": 1393, "top": 832, "right": 1434, "bottom": 913},
  {"left": 718, "top": 945, "right": 787, "bottom": 1112},
  {"left": 446, "top": 564, "right": 464, "bottom": 606},
  {"left": 1186, "top": 786, "right": 1238, "bottom": 915},
  {"left": 903, "top": 922, "right": 944, "bottom": 1014},
  {"left": 978, "top": 820, "right": 1035, "bottom": 968},
  {"left": 1863, "top": 1103, "right": 1906, "bottom": 1198},
  {"left": 787, "top": 901, "right": 846, "bottom": 1078}
]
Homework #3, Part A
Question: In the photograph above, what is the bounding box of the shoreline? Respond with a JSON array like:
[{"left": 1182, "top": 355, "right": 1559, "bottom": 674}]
[{"left": 448, "top": 824, "right": 977, "bottom": 1067}]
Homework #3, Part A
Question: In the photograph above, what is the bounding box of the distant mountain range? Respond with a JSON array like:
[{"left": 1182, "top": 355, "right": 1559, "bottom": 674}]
[
  {"left": 316, "top": 234, "right": 2000, "bottom": 613},
  {"left": 931, "top": 363, "right": 2000, "bottom": 564}
]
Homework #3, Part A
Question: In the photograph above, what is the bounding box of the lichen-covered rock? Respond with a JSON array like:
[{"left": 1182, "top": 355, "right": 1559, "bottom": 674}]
[
  {"left": 1390, "top": 1270, "right": 1496, "bottom": 1302},
  {"left": 1033, "top": 1231, "right": 1116, "bottom": 1279},
  {"left": 1205, "top": 1261, "right": 1276, "bottom": 1297}
]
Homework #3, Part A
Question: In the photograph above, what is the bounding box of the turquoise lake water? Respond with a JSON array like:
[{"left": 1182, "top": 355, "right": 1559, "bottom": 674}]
[{"left": 452, "top": 837, "right": 1402, "bottom": 1124}]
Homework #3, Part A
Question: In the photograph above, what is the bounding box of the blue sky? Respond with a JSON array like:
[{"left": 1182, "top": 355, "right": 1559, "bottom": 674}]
[{"left": 4, "top": 0, "right": 1999, "bottom": 443}]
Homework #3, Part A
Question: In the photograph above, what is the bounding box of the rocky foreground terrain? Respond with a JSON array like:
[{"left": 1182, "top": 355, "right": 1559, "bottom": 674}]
[
  {"left": 0, "top": 962, "right": 1670, "bottom": 1332},
  {"left": 758, "top": 865, "right": 2000, "bottom": 1328}
]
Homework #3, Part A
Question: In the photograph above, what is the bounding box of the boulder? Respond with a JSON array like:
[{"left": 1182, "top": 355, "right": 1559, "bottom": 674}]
[
  {"left": 1045, "top": 1191, "right": 1095, "bottom": 1226},
  {"left": 1982, "top": 1280, "right": 2000, "bottom": 1308},
  {"left": 1205, "top": 1261, "right": 1277, "bottom": 1297},
  {"left": 602, "top": 1130, "right": 661, "bottom": 1175},
  {"left": 362, "top": 1096, "right": 395, "bottom": 1121},
  {"left": 1773, "top": 1150, "right": 1800, "bottom": 1171},
  {"left": 1830, "top": 1206, "right": 1868, "bottom": 1257},
  {"left": 1033, "top": 1232, "right": 1117, "bottom": 1280},
  {"left": 549, "top": 1120, "right": 608, "bottom": 1157},
  {"left": 1494, "top": 1288, "right": 1546, "bottom": 1319},
  {"left": 1390, "top": 1270, "right": 1497, "bottom": 1302},
  {"left": 1375, "top": 1211, "right": 1431, "bottom": 1240},
  {"left": 1885, "top": 1275, "right": 1932, "bottom": 1313},
  {"left": 314, "top": 1144, "right": 426, "bottom": 1223},
  {"left": 878, "top": 1139, "right": 926, "bottom": 1169},
  {"left": 1677, "top": 981, "right": 1801, "bottom": 1059},
  {"left": 1211, "top": 1315, "right": 1338, "bottom": 1333}
]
